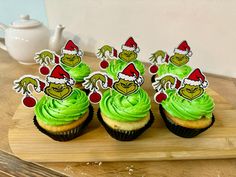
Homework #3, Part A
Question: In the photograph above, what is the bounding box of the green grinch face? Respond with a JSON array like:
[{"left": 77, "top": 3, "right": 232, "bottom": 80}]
[
  {"left": 44, "top": 83, "right": 72, "bottom": 100},
  {"left": 119, "top": 50, "right": 137, "bottom": 62},
  {"left": 113, "top": 79, "right": 138, "bottom": 96},
  {"left": 178, "top": 84, "right": 204, "bottom": 100},
  {"left": 61, "top": 54, "right": 81, "bottom": 67},
  {"left": 170, "top": 53, "right": 189, "bottom": 67}
]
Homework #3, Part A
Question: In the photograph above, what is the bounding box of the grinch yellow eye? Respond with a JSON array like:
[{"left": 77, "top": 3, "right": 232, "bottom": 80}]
[
  {"left": 127, "top": 83, "right": 133, "bottom": 87},
  {"left": 121, "top": 83, "right": 126, "bottom": 87},
  {"left": 186, "top": 88, "right": 191, "bottom": 92}
]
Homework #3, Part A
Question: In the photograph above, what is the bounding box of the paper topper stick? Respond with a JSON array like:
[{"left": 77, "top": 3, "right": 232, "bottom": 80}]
[
  {"left": 83, "top": 62, "right": 144, "bottom": 104},
  {"left": 152, "top": 68, "right": 208, "bottom": 103},
  {"left": 149, "top": 40, "right": 192, "bottom": 75},
  {"left": 35, "top": 40, "right": 83, "bottom": 75}
]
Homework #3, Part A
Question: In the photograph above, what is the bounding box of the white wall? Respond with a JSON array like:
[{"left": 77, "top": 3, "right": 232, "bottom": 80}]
[
  {"left": 0, "top": 0, "right": 48, "bottom": 37},
  {"left": 45, "top": 0, "right": 236, "bottom": 78}
]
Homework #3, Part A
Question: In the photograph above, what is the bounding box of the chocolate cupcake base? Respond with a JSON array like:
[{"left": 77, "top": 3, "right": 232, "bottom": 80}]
[
  {"left": 97, "top": 109, "right": 154, "bottom": 141},
  {"left": 151, "top": 75, "right": 156, "bottom": 83},
  {"left": 159, "top": 105, "right": 215, "bottom": 138},
  {"left": 34, "top": 105, "right": 94, "bottom": 141},
  {"left": 74, "top": 82, "right": 90, "bottom": 95},
  {"left": 151, "top": 75, "right": 160, "bottom": 92},
  {"left": 82, "top": 89, "right": 90, "bottom": 96}
]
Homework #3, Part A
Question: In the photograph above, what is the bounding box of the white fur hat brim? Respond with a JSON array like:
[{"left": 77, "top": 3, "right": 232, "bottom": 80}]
[
  {"left": 47, "top": 76, "right": 74, "bottom": 85},
  {"left": 183, "top": 78, "right": 208, "bottom": 88},
  {"left": 121, "top": 45, "right": 140, "bottom": 53},
  {"left": 174, "top": 48, "right": 192, "bottom": 57},
  {"left": 62, "top": 49, "right": 77, "bottom": 55},
  {"left": 118, "top": 72, "right": 136, "bottom": 81}
]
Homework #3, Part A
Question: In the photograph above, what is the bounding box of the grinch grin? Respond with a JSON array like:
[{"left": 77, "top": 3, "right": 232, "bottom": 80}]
[
  {"left": 113, "top": 79, "right": 138, "bottom": 96},
  {"left": 170, "top": 53, "right": 189, "bottom": 67},
  {"left": 61, "top": 54, "right": 81, "bottom": 67},
  {"left": 52, "top": 85, "right": 65, "bottom": 92},
  {"left": 45, "top": 83, "right": 72, "bottom": 100},
  {"left": 178, "top": 84, "right": 204, "bottom": 100},
  {"left": 119, "top": 50, "right": 138, "bottom": 63}
]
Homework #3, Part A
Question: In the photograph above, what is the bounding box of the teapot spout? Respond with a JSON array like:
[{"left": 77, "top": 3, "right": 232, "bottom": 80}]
[
  {"left": 49, "top": 24, "right": 65, "bottom": 53},
  {"left": 0, "top": 23, "right": 8, "bottom": 51}
]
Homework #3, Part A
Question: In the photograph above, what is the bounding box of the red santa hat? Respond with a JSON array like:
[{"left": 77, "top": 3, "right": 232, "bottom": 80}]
[
  {"left": 183, "top": 68, "right": 208, "bottom": 88},
  {"left": 62, "top": 40, "right": 83, "bottom": 56},
  {"left": 47, "top": 65, "right": 75, "bottom": 85},
  {"left": 118, "top": 63, "right": 143, "bottom": 85},
  {"left": 121, "top": 37, "right": 140, "bottom": 53},
  {"left": 174, "top": 41, "right": 192, "bottom": 57}
]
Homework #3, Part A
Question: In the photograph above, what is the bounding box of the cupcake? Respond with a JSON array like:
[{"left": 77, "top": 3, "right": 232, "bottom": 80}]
[
  {"left": 98, "top": 89, "right": 154, "bottom": 141},
  {"left": 106, "top": 59, "right": 145, "bottom": 80},
  {"left": 34, "top": 88, "right": 93, "bottom": 141},
  {"left": 62, "top": 62, "right": 91, "bottom": 92},
  {"left": 159, "top": 90, "right": 215, "bottom": 138}
]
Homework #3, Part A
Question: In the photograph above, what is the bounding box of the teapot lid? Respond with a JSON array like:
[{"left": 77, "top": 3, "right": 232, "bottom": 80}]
[{"left": 10, "top": 15, "right": 41, "bottom": 28}]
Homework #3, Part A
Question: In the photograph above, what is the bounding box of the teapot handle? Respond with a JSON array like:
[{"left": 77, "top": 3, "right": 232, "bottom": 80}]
[{"left": 0, "top": 23, "right": 7, "bottom": 51}]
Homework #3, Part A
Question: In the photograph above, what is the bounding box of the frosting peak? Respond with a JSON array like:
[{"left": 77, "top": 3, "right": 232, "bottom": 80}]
[
  {"left": 157, "top": 63, "right": 192, "bottom": 79},
  {"left": 62, "top": 62, "right": 91, "bottom": 82}
]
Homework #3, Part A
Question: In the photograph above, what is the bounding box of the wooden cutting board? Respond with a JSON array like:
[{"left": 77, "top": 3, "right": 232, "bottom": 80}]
[{"left": 8, "top": 88, "right": 236, "bottom": 162}]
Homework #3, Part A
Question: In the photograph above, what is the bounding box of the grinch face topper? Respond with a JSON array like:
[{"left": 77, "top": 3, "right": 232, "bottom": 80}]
[
  {"left": 43, "top": 65, "right": 75, "bottom": 99},
  {"left": 97, "top": 37, "right": 140, "bottom": 69},
  {"left": 170, "top": 41, "right": 192, "bottom": 67},
  {"left": 34, "top": 40, "right": 83, "bottom": 75},
  {"left": 60, "top": 40, "right": 83, "bottom": 67},
  {"left": 83, "top": 63, "right": 144, "bottom": 103},
  {"left": 149, "top": 40, "right": 192, "bottom": 74},
  {"left": 13, "top": 64, "right": 75, "bottom": 107},
  {"left": 119, "top": 37, "right": 139, "bottom": 62},
  {"left": 178, "top": 68, "right": 208, "bottom": 100},
  {"left": 113, "top": 79, "right": 138, "bottom": 96},
  {"left": 152, "top": 68, "right": 208, "bottom": 103},
  {"left": 114, "top": 63, "right": 143, "bottom": 95}
]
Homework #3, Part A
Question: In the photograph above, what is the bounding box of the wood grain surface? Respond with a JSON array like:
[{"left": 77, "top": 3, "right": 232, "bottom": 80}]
[
  {"left": 0, "top": 150, "right": 68, "bottom": 177},
  {"left": 1, "top": 48, "right": 236, "bottom": 176},
  {"left": 8, "top": 88, "right": 236, "bottom": 162}
]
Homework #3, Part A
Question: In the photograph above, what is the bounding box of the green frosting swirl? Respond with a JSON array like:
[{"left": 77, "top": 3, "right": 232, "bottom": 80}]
[
  {"left": 62, "top": 62, "right": 91, "bottom": 82},
  {"left": 157, "top": 63, "right": 192, "bottom": 79},
  {"left": 100, "top": 89, "right": 151, "bottom": 122},
  {"left": 35, "top": 89, "right": 89, "bottom": 126},
  {"left": 162, "top": 90, "right": 215, "bottom": 120},
  {"left": 106, "top": 59, "right": 145, "bottom": 79}
]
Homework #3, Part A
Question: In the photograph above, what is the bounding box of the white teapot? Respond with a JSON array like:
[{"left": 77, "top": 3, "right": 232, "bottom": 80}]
[{"left": 0, "top": 15, "right": 65, "bottom": 64}]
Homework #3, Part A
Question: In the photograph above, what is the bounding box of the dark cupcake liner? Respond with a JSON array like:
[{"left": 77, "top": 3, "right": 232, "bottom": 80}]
[
  {"left": 74, "top": 84, "right": 90, "bottom": 95},
  {"left": 33, "top": 105, "right": 94, "bottom": 141},
  {"left": 151, "top": 75, "right": 156, "bottom": 83},
  {"left": 159, "top": 105, "right": 215, "bottom": 138},
  {"left": 151, "top": 75, "right": 160, "bottom": 92},
  {"left": 97, "top": 109, "right": 154, "bottom": 141},
  {"left": 82, "top": 89, "right": 90, "bottom": 96}
]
